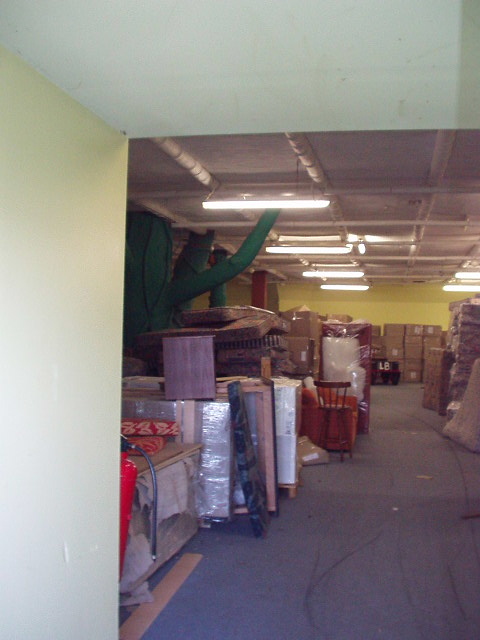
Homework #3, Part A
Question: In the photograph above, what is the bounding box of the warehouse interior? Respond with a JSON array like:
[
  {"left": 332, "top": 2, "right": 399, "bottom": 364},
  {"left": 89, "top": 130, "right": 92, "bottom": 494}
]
[{"left": 2, "top": 3, "right": 480, "bottom": 639}]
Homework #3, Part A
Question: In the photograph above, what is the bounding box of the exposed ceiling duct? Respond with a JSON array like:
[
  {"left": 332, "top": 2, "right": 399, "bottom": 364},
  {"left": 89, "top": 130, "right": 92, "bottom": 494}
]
[
  {"left": 284, "top": 132, "right": 349, "bottom": 244},
  {"left": 152, "top": 137, "right": 220, "bottom": 193},
  {"left": 127, "top": 129, "right": 480, "bottom": 286}
]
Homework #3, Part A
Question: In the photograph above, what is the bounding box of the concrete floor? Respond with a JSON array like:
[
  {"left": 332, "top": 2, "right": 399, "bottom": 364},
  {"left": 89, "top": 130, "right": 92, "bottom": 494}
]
[{"left": 130, "top": 383, "right": 480, "bottom": 640}]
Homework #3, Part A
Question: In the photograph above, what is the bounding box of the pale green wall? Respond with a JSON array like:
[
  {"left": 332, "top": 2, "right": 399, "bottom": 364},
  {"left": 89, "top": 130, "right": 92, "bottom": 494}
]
[
  {"left": 1, "top": 47, "right": 128, "bottom": 639},
  {"left": 196, "top": 281, "right": 467, "bottom": 330}
]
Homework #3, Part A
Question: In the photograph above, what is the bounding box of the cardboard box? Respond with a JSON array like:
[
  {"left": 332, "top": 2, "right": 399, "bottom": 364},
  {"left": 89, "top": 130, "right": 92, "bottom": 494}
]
[
  {"left": 423, "top": 324, "right": 442, "bottom": 336},
  {"left": 405, "top": 324, "right": 424, "bottom": 336},
  {"left": 384, "top": 335, "right": 404, "bottom": 349},
  {"left": 404, "top": 336, "right": 423, "bottom": 359},
  {"left": 372, "top": 336, "right": 386, "bottom": 359},
  {"left": 422, "top": 348, "right": 451, "bottom": 414},
  {"left": 372, "top": 344, "right": 387, "bottom": 359},
  {"left": 404, "top": 358, "right": 423, "bottom": 383},
  {"left": 327, "top": 313, "right": 353, "bottom": 323},
  {"left": 404, "top": 345, "right": 423, "bottom": 359},
  {"left": 404, "top": 369, "right": 422, "bottom": 383},
  {"left": 281, "top": 309, "right": 319, "bottom": 340},
  {"left": 386, "top": 346, "right": 404, "bottom": 359},
  {"left": 423, "top": 335, "right": 442, "bottom": 350},
  {"left": 286, "top": 337, "right": 315, "bottom": 374},
  {"left": 384, "top": 323, "right": 405, "bottom": 336}
]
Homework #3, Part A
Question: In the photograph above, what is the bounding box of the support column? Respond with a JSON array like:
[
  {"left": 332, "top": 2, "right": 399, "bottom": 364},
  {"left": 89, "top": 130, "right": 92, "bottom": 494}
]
[{"left": 251, "top": 270, "right": 268, "bottom": 309}]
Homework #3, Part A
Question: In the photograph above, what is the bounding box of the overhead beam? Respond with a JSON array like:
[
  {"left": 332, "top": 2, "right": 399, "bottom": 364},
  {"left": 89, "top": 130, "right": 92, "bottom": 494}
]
[
  {"left": 172, "top": 219, "right": 474, "bottom": 229},
  {"left": 131, "top": 184, "right": 480, "bottom": 200}
]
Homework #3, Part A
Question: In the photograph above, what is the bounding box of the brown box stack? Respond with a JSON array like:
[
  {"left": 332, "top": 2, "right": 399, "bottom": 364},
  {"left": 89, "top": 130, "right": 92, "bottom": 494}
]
[
  {"left": 326, "top": 313, "right": 353, "bottom": 323},
  {"left": 384, "top": 323, "right": 405, "bottom": 336},
  {"left": 381, "top": 323, "right": 443, "bottom": 384},
  {"left": 423, "top": 335, "right": 442, "bottom": 352},
  {"left": 405, "top": 324, "right": 424, "bottom": 336},
  {"left": 422, "top": 347, "right": 451, "bottom": 414},
  {"left": 285, "top": 337, "right": 316, "bottom": 375},
  {"left": 404, "top": 358, "right": 423, "bottom": 383},
  {"left": 383, "top": 332, "right": 404, "bottom": 360},
  {"left": 281, "top": 307, "right": 320, "bottom": 375}
]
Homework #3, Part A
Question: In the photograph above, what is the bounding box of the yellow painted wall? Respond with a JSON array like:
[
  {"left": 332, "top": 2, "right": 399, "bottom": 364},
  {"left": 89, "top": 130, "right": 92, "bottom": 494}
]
[
  {"left": 276, "top": 283, "right": 462, "bottom": 330},
  {"left": 195, "top": 281, "right": 468, "bottom": 330}
]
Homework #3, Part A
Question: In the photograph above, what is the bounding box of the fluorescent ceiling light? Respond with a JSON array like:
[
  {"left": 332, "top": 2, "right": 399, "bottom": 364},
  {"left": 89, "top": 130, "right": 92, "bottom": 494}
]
[
  {"left": 364, "top": 234, "right": 414, "bottom": 243},
  {"left": 358, "top": 242, "right": 366, "bottom": 255},
  {"left": 202, "top": 198, "right": 330, "bottom": 210},
  {"left": 265, "top": 246, "right": 352, "bottom": 255},
  {"left": 443, "top": 284, "right": 480, "bottom": 292},
  {"left": 454, "top": 271, "right": 480, "bottom": 279},
  {"left": 303, "top": 270, "right": 364, "bottom": 278},
  {"left": 312, "top": 262, "right": 359, "bottom": 268},
  {"left": 321, "top": 284, "right": 370, "bottom": 291},
  {"left": 277, "top": 235, "right": 340, "bottom": 242}
]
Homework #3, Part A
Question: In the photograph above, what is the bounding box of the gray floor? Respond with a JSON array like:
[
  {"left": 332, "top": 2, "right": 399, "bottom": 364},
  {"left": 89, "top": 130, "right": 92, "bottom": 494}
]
[{"left": 138, "top": 384, "right": 480, "bottom": 640}]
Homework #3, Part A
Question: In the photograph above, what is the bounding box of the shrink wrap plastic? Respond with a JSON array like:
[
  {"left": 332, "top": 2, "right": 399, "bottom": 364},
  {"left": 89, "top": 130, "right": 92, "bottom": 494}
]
[
  {"left": 273, "top": 377, "right": 302, "bottom": 484},
  {"left": 322, "top": 336, "right": 365, "bottom": 402},
  {"left": 321, "top": 321, "right": 372, "bottom": 434},
  {"left": 193, "top": 400, "right": 234, "bottom": 521}
]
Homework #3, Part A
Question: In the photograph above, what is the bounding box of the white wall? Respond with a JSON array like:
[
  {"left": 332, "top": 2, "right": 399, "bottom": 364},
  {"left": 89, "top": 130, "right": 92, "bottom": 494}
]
[{"left": 0, "top": 47, "right": 128, "bottom": 639}]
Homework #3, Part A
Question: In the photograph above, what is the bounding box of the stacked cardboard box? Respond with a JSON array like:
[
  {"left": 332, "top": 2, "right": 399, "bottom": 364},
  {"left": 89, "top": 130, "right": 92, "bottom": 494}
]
[
  {"left": 404, "top": 325, "right": 423, "bottom": 383},
  {"left": 383, "top": 324, "right": 405, "bottom": 363},
  {"left": 422, "top": 347, "right": 453, "bottom": 415},
  {"left": 382, "top": 323, "right": 443, "bottom": 383},
  {"left": 280, "top": 307, "right": 320, "bottom": 376},
  {"left": 326, "top": 313, "right": 353, "bottom": 323},
  {"left": 371, "top": 325, "right": 385, "bottom": 359}
]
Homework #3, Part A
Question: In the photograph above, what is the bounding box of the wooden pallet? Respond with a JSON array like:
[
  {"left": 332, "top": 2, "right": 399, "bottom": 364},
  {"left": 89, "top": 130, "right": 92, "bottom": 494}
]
[
  {"left": 278, "top": 471, "right": 302, "bottom": 498},
  {"left": 278, "top": 482, "right": 299, "bottom": 498}
]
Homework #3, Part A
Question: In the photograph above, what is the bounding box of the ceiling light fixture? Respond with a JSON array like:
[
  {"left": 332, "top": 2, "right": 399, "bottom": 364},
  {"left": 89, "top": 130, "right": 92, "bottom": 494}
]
[
  {"left": 358, "top": 242, "right": 366, "bottom": 255},
  {"left": 320, "top": 284, "right": 370, "bottom": 291},
  {"left": 277, "top": 235, "right": 340, "bottom": 243},
  {"left": 202, "top": 198, "right": 330, "bottom": 210},
  {"left": 443, "top": 284, "right": 480, "bottom": 292},
  {"left": 454, "top": 271, "right": 480, "bottom": 279},
  {"left": 303, "top": 270, "right": 364, "bottom": 278},
  {"left": 265, "top": 246, "right": 352, "bottom": 255}
]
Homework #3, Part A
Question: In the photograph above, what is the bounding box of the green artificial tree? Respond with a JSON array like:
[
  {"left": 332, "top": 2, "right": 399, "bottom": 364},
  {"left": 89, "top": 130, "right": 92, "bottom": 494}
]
[{"left": 123, "top": 209, "right": 279, "bottom": 348}]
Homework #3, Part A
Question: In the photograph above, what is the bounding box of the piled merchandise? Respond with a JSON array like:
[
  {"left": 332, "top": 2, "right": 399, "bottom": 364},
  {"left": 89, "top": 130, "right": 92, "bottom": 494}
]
[
  {"left": 422, "top": 347, "right": 453, "bottom": 415},
  {"left": 280, "top": 306, "right": 322, "bottom": 376},
  {"left": 134, "top": 306, "right": 295, "bottom": 377},
  {"left": 445, "top": 300, "right": 480, "bottom": 420},
  {"left": 443, "top": 358, "right": 480, "bottom": 452},
  {"left": 383, "top": 323, "right": 443, "bottom": 383},
  {"left": 371, "top": 325, "right": 384, "bottom": 358},
  {"left": 215, "top": 334, "right": 294, "bottom": 376}
]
